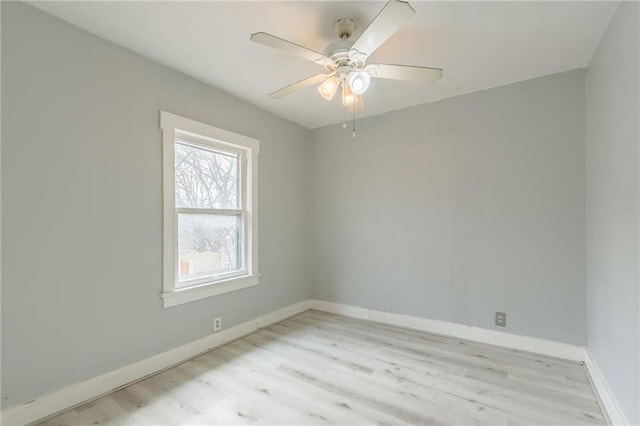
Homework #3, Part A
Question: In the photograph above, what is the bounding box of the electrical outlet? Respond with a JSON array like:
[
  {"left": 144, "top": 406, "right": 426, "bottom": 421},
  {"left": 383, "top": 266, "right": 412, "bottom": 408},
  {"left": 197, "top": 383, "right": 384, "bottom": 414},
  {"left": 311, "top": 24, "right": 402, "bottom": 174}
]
[
  {"left": 213, "top": 317, "right": 222, "bottom": 332},
  {"left": 495, "top": 312, "right": 506, "bottom": 327}
]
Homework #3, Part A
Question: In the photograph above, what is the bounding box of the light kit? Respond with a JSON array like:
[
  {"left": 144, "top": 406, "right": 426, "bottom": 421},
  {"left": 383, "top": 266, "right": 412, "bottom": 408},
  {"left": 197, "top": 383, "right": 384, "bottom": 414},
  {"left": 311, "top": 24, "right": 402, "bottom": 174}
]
[{"left": 317, "top": 66, "right": 372, "bottom": 103}]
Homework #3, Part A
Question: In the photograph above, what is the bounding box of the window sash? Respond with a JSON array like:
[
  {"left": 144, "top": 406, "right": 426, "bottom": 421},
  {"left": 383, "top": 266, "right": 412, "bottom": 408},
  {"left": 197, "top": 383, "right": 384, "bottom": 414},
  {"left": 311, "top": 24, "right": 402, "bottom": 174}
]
[
  {"left": 174, "top": 140, "right": 243, "bottom": 211},
  {"left": 173, "top": 135, "right": 250, "bottom": 289},
  {"left": 176, "top": 210, "right": 246, "bottom": 288}
]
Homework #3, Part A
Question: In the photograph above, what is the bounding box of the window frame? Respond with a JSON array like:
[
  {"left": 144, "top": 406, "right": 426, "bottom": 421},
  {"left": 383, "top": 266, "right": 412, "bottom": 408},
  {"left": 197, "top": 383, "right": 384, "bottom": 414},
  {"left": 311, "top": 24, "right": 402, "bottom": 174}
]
[
  {"left": 174, "top": 139, "right": 245, "bottom": 287},
  {"left": 161, "top": 111, "right": 259, "bottom": 308}
]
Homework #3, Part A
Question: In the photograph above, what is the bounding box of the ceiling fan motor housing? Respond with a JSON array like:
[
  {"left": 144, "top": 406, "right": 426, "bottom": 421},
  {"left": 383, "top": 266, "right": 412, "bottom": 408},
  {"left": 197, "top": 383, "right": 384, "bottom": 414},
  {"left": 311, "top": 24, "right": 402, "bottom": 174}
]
[{"left": 324, "top": 40, "right": 354, "bottom": 69}]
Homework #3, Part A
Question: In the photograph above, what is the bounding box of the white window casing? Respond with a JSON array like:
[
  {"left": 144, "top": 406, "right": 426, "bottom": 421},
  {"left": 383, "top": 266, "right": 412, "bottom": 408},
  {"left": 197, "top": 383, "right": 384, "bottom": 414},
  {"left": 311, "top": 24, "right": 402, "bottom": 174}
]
[{"left": 160, "top": 111, "right": 259, "bottom": 308}]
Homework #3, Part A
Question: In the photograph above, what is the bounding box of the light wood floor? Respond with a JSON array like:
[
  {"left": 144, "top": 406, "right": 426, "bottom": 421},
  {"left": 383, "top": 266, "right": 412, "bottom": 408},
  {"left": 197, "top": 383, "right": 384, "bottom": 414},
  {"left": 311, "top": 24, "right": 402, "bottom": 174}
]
[{"left": 39, "top": 310, "right": 606, "bottom": 425}]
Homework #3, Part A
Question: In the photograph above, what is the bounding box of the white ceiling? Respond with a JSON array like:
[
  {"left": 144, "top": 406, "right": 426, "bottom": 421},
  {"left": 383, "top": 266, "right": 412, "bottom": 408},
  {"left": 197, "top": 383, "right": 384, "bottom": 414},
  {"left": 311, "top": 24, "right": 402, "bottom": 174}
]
[{"left": 30, "top": 1, "right": 617, "bottom": 129}]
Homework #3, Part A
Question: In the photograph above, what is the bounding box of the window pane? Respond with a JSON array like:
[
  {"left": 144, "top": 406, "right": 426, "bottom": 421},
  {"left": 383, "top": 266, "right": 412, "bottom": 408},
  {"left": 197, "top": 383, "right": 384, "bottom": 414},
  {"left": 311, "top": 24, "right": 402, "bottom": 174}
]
[
  {"left": 175, "top": 142, "right": 239, "bottom": 209},
  {"left": 177, "top": 213, "right": 243, "bottom": 286}
]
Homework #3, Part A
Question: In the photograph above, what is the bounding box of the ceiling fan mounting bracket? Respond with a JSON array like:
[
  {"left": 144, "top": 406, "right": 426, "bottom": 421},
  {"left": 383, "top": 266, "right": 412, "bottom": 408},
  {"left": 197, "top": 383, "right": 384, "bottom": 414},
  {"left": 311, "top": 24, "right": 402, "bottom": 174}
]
[{"left": 334, "top": 18, "right": 356, "bottom": 40}]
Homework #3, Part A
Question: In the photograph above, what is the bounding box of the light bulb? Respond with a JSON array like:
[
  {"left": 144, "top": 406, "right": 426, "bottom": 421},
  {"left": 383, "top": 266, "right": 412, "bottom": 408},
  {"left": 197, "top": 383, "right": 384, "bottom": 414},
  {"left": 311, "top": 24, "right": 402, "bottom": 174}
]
[
  {"left": 318, "top": 76, "right": 339, "bottom": 101},
  {"left": 348, "top": 71, "right": 371, "bottom": 96},
  {"left": 342, "top": 83, "right": 355, "bottom": 106}
]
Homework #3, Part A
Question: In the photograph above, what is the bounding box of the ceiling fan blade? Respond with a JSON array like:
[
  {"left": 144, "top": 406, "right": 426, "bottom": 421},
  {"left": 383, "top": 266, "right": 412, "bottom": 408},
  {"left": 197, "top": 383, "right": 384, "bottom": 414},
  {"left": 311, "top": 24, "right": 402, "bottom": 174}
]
[
  {"left": 269, "top": 73, "right": 331, "bottom": 99},
  {"left": 349, "top": 0, "right": 415, "bottom": 62},
  {"left": 250, "top": 32, "right": 332, "bottom": 66},
  {"left": 368, "top": 64, "right": 443, "bottom": 83}
]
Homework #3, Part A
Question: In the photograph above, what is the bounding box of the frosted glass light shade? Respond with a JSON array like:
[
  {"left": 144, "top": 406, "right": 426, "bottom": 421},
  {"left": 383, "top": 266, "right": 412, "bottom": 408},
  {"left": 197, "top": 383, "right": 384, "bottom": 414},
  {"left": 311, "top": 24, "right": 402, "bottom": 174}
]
[
  {"left": 348, "top": 71, "right": 371, "bottom": 95},
  {"left": 318, "top": 76, "right": 339, "bottom": 101},
  {"left": 342, "top": 83, "right": 356, "bottom": 106}
]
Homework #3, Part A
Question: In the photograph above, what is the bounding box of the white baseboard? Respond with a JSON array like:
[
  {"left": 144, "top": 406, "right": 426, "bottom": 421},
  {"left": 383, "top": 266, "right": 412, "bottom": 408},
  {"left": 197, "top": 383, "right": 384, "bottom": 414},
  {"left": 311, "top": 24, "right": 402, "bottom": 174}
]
[
  {"left": 583, "top": 349, "right": 629, "bottom": 426},
  {"left": 256, "top": 300, "right": 311, "bottom": 329},
  {"left": 1, "top": 298, "right": 628, "bottom": 426},
  {"left": 0, "top": 300, "right": 311, "bottom": 426},
  {"left": 310, "top": 299, "right": 585, "bottom": 362}
]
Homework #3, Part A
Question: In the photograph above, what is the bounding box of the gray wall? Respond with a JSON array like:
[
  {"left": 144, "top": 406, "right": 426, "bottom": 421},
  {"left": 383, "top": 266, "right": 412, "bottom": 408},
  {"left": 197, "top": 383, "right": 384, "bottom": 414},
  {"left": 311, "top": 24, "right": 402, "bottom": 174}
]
[
  {"left": 585, "top": 2, "right": 639, "bottom": 424},
  {"left": 1, "top": 2, "right": 310, "bottom": 409},
  {"left": 311, "top": 70, "right": 587, "bottom": 345}
]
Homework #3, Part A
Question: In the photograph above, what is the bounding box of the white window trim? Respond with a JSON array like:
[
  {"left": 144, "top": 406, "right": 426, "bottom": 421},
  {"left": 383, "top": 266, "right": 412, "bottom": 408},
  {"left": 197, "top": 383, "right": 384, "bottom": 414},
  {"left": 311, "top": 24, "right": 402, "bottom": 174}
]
[{"left": 160, "top": 111, "right": 259, "bottom": 308}]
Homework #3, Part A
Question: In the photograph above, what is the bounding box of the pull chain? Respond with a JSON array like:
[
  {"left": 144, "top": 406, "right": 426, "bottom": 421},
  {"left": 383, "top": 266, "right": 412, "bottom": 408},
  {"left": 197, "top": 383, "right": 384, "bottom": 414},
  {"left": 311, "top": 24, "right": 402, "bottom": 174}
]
[
  {"left": 352, "top": 101, "right": 356, "bottom": 142},
  {"left": 342, "top": 99, "right": 348, "bottom": 129}
]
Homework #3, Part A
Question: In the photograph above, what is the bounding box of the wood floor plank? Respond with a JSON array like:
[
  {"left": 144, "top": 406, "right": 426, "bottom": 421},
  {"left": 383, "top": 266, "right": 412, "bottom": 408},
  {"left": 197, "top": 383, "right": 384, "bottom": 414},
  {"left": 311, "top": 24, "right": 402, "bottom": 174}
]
[
  {"left": 252, "top": 322, "right": 599, "bottom": 425},
  {"left": 281, "top": 318, "right": 595, "bottom": 403},
  {"left": 281, "top": 316, "right": 601, "bottom": 412},
  {"left": 221, "top": 341, "right": 403, "bottom": 425},
  {"left": 270, "top": 321, "right": 590, "bottom": 424},
  {"left": 295, "top": 311, "right": 590, "bottom": 383},
  {"left": 38, "top": 310, "right": 605, "bottom": 426}
]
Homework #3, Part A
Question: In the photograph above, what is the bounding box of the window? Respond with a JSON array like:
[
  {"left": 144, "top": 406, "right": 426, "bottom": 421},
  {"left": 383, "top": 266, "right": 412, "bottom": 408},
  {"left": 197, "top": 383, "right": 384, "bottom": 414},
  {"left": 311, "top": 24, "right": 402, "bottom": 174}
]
[{"left": 161, "top": 111, "right": 259, "bottom": 307}]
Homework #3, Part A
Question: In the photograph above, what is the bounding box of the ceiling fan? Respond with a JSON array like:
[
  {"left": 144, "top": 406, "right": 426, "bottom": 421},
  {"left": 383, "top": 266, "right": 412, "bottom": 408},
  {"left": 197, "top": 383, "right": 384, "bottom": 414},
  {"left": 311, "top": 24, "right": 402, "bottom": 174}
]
[{"left": 250, "top": 0, "right": 443, "bottom": 108}]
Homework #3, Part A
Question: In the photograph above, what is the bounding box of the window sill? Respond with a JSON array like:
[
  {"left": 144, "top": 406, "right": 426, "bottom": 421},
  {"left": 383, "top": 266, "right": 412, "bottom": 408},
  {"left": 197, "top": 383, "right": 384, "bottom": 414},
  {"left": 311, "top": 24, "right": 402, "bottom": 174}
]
[{"left": 162, "top": 274, "right": 259, "bottom": 308}]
